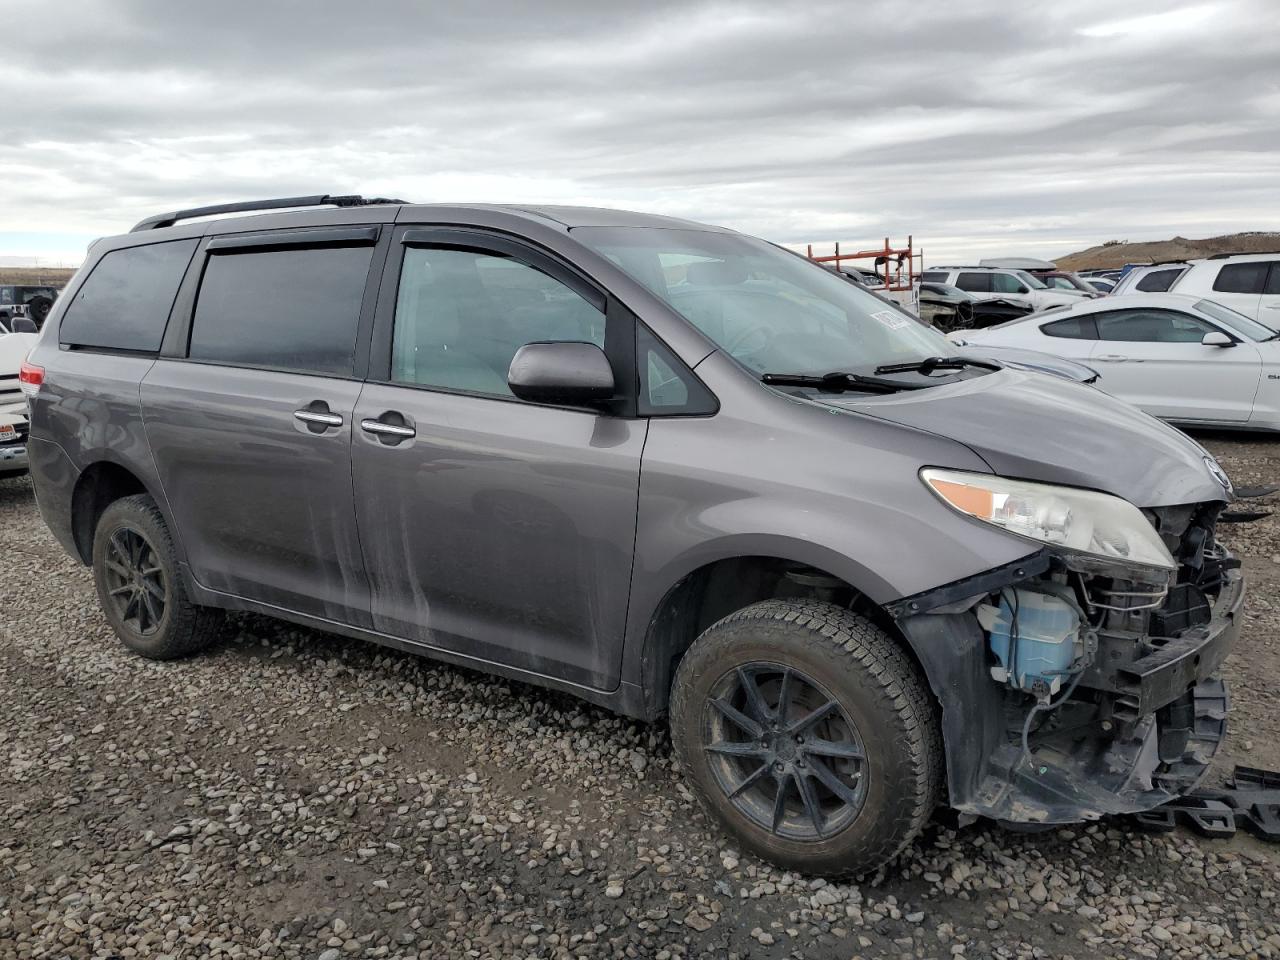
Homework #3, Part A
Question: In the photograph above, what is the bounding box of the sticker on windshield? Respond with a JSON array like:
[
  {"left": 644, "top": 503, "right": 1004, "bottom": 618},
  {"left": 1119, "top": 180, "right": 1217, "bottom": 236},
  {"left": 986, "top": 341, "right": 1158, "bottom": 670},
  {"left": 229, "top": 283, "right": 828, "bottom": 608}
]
[{"left": 872, "top": 310, "right": 910, "bottom": 330}]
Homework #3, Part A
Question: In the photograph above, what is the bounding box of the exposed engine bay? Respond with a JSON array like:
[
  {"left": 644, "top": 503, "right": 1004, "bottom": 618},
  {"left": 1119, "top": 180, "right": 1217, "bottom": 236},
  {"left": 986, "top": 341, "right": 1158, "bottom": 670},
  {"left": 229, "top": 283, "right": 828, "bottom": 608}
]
[{"left": 891, "top": 500, "right": 1243, "bottom": 824}]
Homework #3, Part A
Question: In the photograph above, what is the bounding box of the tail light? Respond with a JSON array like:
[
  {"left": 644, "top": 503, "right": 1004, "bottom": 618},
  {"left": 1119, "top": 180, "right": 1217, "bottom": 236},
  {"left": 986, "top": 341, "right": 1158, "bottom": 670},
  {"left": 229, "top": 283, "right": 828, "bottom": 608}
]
[{"left": 18, "top": 361, "right": 44, "bottom": 397}]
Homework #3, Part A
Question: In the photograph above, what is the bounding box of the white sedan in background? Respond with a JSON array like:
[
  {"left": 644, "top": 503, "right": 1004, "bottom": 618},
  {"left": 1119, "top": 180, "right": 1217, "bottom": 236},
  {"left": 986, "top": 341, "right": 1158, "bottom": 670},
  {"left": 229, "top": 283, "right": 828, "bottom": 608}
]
[{"left": 950, "top": 293, "right": 1280, "bottom": 431}]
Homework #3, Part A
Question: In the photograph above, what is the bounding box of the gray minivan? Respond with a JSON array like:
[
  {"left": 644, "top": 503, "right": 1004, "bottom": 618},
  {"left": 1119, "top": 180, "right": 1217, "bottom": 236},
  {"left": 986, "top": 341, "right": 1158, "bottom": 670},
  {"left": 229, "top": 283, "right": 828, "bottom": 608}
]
[{"left": 22, "top": 195, "right": 1242, "bottom": 875}]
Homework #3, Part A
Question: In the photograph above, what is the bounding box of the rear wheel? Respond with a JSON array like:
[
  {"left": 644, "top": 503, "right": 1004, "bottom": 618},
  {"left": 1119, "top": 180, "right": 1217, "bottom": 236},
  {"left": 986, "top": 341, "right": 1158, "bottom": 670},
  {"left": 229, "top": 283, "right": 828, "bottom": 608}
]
[
  {"left": 670, "top": 599, "right": 941, "bottom": 876},
  {"left": 92, "top": 494, "right": 223, "bottom": 660}
]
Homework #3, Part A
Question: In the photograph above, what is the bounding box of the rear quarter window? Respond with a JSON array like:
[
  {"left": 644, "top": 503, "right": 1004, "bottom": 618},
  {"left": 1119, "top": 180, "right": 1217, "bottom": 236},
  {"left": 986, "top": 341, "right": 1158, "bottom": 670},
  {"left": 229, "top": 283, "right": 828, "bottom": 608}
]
[
  {"left": 920, "top": 271, "right": 949, "bottom": 283},
  {"left": 1134, "top": 268, "right": 1184, "bottom": 292},
  {"left": 1040, "top": 316, "right": 1096, "bottom": 339},
  {"left": 58, "top": 240, "right": 198, "bottom": 351}
]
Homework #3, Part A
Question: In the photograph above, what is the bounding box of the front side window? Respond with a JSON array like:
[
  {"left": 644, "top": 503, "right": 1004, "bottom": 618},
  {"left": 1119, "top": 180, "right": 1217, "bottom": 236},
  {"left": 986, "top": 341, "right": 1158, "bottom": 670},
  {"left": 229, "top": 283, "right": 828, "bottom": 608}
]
[
  {"left": 59, "top": 239, "right": 198, "bottom": 351},
  {"left": 1096, "top": 309, "right": 1213, "bottom": 343},
  {"left": 1213, "top": 262, "right": 1268, "bottom": 294},
  {"left": 391, "top": 246, "right": 605, "bottom": 397},
  {"left": 574, "top": 227, "right": 960, "bottom": 380},
  {"left": 990, "top": 272, "right": 1026, "bottom": 294},
  {"left": 189, "top": 244, "right": 374, "bottom": 375}
]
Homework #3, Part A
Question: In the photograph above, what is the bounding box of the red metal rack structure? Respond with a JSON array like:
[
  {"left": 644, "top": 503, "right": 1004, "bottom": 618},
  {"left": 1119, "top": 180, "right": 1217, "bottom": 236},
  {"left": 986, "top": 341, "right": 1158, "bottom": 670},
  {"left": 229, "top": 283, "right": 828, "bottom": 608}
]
[{"left": 805, "top": 236, "right": 921, "bottom": 292}]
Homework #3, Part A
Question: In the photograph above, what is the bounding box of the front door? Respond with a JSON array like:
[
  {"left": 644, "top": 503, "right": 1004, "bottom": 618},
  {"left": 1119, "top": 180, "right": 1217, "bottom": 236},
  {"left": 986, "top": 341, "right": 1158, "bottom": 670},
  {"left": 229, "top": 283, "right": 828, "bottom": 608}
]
[
  {"left": 1088, "top": 307, "right": 1261, "bottom": 422},
  {"left": 352, "top": 230, "right": 645, "bottom": 690},
  {"left": 142, "top": 228, "right": 383, "bottom": 625}
]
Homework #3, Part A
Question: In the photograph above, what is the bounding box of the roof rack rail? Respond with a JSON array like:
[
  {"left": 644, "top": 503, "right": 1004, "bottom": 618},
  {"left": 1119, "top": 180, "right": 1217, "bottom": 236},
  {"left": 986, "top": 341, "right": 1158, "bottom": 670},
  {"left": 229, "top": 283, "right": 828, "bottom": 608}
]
[
  {"left": 1208, "top": 250, "right": 1280, "bottom": 259},
  {"left": 130, "top": 194, "right": 408, "bottom": 232}
]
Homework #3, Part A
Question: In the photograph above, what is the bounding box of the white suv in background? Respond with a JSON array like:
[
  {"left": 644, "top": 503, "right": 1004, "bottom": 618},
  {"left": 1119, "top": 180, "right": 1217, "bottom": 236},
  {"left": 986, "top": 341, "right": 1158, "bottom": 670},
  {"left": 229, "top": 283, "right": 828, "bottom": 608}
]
[
  {"left": 919, "top": 266, "right": 1088, "bottom": 311},
  {"left": 1163, "top": 254, "right": 1280, "bottom": 325}
]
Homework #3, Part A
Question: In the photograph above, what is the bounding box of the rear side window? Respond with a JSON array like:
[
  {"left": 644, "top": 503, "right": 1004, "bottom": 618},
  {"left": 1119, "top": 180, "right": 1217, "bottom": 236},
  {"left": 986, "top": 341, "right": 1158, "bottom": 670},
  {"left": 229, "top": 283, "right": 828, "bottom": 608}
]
[
  {"left": 1041, "top": 316, "right": 1097, "bottom": 339},
  {"left": 1134, "top": 268, "right": 1183, "bottom": 292},
  {"left": 189, "top": 245, "right": 374, "bottom": 375},
  {"left": 956, "top": 272, "right": 991, "bottom": 292},
  {"left": 1212, "top": 262, "right": 1267, "bottom": 294},
  {"left": 59, "top": 240, "right": 197, "bottom": 351}
]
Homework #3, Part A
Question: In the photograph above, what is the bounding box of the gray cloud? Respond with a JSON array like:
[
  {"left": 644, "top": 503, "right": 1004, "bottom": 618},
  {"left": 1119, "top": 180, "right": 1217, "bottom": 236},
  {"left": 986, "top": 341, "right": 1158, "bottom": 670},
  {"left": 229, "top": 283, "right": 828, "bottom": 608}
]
[{"left": 2, "top": 0, "right": 1277, "bottom": 262}]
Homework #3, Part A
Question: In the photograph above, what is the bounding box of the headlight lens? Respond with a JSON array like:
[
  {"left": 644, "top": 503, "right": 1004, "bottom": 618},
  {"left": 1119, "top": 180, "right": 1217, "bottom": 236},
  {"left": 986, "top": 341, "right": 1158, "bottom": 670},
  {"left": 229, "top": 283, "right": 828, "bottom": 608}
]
[{"left": 921, "top": 468, "right": 1175, "bottom": 571}]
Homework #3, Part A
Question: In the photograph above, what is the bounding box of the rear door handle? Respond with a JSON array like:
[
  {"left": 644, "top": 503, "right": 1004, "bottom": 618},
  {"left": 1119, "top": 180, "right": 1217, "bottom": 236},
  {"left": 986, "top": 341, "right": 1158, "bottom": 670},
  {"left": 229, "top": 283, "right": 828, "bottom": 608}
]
[
  {"left": 294, "top": 409, "right": 344, "bottom": 427},
  {"left": 1094, "top": 354, "right": 1131, "bottom": 362},
  {"left": 361, "top": 419, "right": 416, "bottom": 439}
]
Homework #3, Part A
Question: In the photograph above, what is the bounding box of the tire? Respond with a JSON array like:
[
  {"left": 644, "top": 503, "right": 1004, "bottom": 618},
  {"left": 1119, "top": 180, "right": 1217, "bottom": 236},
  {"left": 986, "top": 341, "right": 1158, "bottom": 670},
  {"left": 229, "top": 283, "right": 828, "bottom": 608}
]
[
  {"left": 27, "top": 296, "right": 52, "bottom": 327},
  {"left": 91, "top": 494, "right": 223, "bottom": 660},
  {"left": 670, "top": 599, "right": 941, "bottom": 876}
]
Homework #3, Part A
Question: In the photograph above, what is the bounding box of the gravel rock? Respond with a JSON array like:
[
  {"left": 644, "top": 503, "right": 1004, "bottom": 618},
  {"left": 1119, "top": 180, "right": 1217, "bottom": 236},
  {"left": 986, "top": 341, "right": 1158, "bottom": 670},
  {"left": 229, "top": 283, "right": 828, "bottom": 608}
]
[{"left": 1, "top": 435, "right": 1279, "bottom": 960}]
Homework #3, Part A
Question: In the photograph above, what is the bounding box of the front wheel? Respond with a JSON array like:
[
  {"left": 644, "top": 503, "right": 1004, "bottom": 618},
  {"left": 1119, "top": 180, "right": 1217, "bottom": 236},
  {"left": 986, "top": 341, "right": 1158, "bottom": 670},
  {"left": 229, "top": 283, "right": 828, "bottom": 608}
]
[
  {"left": 92, "top": 494, "right": 223, "bottom": 660},
  {"left": 670, "top": 600, "right": 941, "bottom": 876}
]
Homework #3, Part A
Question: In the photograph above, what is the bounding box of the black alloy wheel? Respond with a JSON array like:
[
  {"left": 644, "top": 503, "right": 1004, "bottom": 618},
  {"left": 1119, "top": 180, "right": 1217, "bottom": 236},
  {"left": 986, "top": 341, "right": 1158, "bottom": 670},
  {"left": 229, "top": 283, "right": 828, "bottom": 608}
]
[{"left": 703, "top": 662, "right": 869, "bottom": 841}]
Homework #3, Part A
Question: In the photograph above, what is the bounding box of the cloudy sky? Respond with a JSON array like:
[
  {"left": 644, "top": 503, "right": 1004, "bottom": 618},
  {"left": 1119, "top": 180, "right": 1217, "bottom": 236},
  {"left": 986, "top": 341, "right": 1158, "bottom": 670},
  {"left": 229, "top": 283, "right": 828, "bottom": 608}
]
[{"left": 2, "top": 0, "right": 1277, "bottom": 266}]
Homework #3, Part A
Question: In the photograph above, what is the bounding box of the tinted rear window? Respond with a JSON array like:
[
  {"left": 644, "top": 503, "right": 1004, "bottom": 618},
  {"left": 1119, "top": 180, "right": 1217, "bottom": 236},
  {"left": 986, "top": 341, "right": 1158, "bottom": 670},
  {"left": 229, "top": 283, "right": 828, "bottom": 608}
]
[
  {"left": 1134, "top": 268, "right": 1183, "bottom": 292},
  {"left": 189, "top": 245, "right": 374, "bottom": 375},
  {"left": 1213, "top": 261, "right": 1269, "bottom": 295},
  {"left": 59, "top": 240, "right": 197, "bottom": 351}
]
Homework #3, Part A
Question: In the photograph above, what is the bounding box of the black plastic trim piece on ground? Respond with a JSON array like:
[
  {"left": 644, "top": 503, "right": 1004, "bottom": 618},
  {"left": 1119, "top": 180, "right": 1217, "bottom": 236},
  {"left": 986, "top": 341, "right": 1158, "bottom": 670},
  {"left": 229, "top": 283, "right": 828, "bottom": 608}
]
[{"left": 1131, "top": 764, "right": 1280, "bottom": 842}]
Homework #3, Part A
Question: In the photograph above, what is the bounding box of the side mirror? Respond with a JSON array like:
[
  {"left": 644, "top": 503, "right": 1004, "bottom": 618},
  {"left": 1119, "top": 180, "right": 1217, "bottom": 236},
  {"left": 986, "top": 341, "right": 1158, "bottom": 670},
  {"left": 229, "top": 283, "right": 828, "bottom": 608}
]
[
  {"left": 1017, "top": 286, "right": 1030, "bottom": 294},
  {"left": 10, "top": 317, "right": 37, "bottom": 334},
  {"left": 1201, "top": 331, "right": 1234, "bottom": 347},
  {"left": 508, "top": 341, "right": 615, "bottom": 405}
]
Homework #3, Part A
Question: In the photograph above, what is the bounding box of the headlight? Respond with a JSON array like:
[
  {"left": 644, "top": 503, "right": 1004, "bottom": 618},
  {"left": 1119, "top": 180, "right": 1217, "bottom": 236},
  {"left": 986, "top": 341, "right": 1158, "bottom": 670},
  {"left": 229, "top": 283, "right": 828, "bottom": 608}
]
[{"left": 921, "top": 468, "right": 1175, "bottom": 571}]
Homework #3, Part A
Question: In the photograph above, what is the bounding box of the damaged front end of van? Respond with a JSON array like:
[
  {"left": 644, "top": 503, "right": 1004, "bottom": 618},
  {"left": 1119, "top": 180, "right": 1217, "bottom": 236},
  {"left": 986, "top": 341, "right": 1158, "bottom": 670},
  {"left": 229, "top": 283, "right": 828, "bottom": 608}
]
[{"left": 888, "top": 470, "right": 1241, "bottom": 825}]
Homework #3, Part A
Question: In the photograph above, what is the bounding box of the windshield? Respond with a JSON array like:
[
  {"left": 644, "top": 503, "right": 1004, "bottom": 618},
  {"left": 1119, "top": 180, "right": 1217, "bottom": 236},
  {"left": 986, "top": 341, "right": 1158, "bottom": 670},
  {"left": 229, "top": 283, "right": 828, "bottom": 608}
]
[
  {"left": 1016, "top": 271, "right": 1047, "bottom": 289},
  {"left": 574, "top": 227, "right": 958, "bottom": 378},
  {"left": 1195, "top": 298, "right": 1277, "bottom": 340}
]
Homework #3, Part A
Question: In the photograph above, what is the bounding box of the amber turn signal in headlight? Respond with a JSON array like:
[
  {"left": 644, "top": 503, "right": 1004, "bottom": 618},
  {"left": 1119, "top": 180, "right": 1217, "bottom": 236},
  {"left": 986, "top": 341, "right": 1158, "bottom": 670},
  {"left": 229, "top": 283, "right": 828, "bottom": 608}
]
[{"left": 921, "top": 468, "right": 1175, "bottom": 571}]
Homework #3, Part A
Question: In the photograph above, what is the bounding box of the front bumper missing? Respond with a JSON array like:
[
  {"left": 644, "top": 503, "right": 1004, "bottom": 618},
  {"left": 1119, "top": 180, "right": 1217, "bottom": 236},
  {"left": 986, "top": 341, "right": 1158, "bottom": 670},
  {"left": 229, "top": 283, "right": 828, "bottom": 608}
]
[{"left": 895, "top": 560, "right": 1244, "bottom": 826}]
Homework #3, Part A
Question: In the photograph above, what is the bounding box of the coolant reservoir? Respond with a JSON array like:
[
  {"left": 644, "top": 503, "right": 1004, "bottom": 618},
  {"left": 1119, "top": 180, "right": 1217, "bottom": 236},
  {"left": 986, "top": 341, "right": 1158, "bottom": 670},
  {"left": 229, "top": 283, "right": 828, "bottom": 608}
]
[{"left": 977, "top": 588, "right": 1079, "bottom": 697}]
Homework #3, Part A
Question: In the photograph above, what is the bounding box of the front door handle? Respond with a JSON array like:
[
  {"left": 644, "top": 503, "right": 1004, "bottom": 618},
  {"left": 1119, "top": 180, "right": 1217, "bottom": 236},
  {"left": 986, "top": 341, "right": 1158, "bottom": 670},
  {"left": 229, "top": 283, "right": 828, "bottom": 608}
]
[
  {"left": 361, "top": 419, "right": 416, "bottom": 439},
  {"left": 1094, "top": 354, "right": 1131, "bottom": 362},
  {"left": 294, "top": 409, "right": 344, "bottom": 427}
]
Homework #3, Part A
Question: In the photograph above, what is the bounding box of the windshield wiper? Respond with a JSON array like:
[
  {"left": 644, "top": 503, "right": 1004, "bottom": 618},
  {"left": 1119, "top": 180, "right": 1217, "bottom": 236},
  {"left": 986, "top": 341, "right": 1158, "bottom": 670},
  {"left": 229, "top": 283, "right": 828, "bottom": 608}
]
[
  {"left": 873, "top": 355, "right": 1003, "bottom": 376},
  {"left": 760, "top": 371, "right": 929, "bottom": 394}
]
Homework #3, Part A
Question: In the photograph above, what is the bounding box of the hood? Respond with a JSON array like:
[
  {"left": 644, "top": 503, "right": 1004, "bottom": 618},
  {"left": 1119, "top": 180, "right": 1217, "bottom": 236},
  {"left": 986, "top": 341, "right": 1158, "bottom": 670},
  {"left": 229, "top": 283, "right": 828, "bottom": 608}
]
[
  {"left": 962, "top": 344, "right": 1098, "bottom": 383},
  {"left": 812, "top": 369, "right": 1228, "bottom": 507}
]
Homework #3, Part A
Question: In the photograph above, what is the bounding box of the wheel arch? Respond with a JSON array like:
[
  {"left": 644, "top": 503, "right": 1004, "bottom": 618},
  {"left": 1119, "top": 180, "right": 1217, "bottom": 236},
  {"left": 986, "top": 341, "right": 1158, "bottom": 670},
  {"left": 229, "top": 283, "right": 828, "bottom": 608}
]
[
  {"left": 70, "top": 459, "right": 166, "bottom": 565},
  {"left": 633, "top": 542, "right": 938, "bottom": 724}
]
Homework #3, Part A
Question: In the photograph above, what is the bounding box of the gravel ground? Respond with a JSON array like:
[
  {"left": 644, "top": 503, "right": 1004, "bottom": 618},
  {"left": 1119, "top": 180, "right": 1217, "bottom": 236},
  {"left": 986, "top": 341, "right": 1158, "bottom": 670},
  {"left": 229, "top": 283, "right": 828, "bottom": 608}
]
[{"left": 2, "top": 432, "right": 1279, "bottom": 960}]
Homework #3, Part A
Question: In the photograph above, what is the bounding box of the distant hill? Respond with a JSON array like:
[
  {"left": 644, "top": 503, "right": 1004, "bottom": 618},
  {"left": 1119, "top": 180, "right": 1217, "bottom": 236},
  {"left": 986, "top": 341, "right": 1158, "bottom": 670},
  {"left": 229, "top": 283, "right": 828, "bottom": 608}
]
[
  {"left": 0, "top": 266, "right": 77, "bottom": 287},
  {"left": 1055, "top": 232, "right": 1280, "bottom": 271}
]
